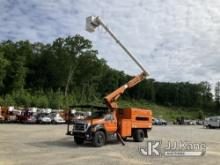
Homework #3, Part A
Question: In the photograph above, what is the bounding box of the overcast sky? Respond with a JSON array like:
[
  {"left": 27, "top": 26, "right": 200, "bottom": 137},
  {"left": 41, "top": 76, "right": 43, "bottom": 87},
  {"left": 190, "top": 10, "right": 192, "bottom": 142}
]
[{"left": 0, "top": 0, "right": 220, "bottom": 87}]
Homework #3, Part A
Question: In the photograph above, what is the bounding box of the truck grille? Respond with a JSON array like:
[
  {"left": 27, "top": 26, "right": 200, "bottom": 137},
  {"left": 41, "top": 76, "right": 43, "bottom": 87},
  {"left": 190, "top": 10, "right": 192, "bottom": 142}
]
[{"left": 75, "top": 123, "right": 87, "bottom": 131}]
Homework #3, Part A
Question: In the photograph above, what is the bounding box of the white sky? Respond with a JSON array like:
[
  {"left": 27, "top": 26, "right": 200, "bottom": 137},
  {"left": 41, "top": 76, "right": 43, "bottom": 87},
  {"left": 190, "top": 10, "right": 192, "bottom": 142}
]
[{"left": 0, "top": 0, "right": 220, "bottom": 88}]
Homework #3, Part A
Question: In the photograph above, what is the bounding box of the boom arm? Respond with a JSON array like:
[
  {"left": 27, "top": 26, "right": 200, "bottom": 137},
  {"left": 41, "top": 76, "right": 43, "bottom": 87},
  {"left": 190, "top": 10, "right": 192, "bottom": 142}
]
[
  {"left": 86, "top": 16, "right": 149, "bottom": 76},
  {"left": 86, "top": 16, "right": 149, "bottom": 110},
  {"left": 104, "top": 72, "right": 146, "bottom": 109}
]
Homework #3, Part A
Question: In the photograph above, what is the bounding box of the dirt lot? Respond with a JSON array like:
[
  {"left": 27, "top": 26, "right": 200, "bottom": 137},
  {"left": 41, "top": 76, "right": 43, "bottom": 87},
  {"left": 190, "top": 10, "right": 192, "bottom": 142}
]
[{"left": 0, "top": 124, "right": 220, "bottom": 165}]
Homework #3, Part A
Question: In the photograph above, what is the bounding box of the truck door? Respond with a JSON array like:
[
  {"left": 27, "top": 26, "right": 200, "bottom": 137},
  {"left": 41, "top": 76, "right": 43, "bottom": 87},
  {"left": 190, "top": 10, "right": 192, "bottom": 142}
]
[{"left": 104, "top": 113, "right": 117, "bottom": 133}]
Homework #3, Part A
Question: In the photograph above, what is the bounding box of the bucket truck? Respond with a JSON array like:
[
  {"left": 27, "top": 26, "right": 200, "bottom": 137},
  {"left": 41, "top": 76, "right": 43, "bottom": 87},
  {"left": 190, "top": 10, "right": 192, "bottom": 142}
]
[{"left": 66, "top": 16, "right": 152, "bottom": 147}]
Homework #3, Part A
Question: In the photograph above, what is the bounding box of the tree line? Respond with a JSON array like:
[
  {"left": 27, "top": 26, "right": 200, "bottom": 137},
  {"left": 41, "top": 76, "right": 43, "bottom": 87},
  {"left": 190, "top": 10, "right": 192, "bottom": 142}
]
[{"left": 0, "top": 35, "right": 219, "bottom": 113}]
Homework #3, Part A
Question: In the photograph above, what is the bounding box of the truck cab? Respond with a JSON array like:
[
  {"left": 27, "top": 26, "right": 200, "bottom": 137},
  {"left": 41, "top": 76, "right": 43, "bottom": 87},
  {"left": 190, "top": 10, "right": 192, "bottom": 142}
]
[{"left": 67, "top": 105, "right": 152, "bottom": 147}]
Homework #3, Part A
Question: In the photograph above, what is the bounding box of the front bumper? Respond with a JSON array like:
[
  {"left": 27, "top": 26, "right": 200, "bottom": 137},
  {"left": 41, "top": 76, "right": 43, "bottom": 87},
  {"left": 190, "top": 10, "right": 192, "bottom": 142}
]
[
  {"left": 54, "top": 120, "right": 66, "bottom": 123},
  {"left": 41, "top": 120, "right": 51, "bottom": 123},
  {"left": 67, "top": 125, "right": 93, "bottom": 141},
  {"left": 73, "top": 131, "right": 93, "bottom": 140},
  {"left": 25, "top": 120, "right": 37, "bottom": 123}
]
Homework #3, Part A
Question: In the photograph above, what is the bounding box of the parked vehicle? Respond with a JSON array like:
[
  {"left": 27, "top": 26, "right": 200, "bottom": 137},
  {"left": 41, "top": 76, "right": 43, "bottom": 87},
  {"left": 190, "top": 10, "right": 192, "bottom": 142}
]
[
  {"left": 0, "top": 106, "right": 21, "bottom": 123},
  {"left": 153, "top": 118, "right": 167, "bottom": 125},
  {"left": 0, "top": 106, "right": 5, "bottom": 122},
  {"left": 183, "top": 120, "right": 197, "bottom": 125},
  {"left": 24, "top": 115, "right": 37, "bottom": 124},
  {"left": 37, "top": 113, "right": 51, "bottom": 124},
  {"left": 190, "top": 120, "right": 197, "bottom": 125},
  {"left": 153, "top": 118, "right": 159, "bottom": 125},
  {"left": 59, "top": 110, "right": 75, "bottom": 123},
  {"left": 196, "top": 120, "right": 204, "bottom": 125},
  {"left": 17, "top": 109, "right": 36, "bottom": 123},
  {"left": 174, "top": 117, "right": 185, "bottom": 125},
  {"left": 204, "top": 116, "right": 220, "bottom": 128},
  {"left": 50, "top": 113, "right": 65, "bottom": 124}
]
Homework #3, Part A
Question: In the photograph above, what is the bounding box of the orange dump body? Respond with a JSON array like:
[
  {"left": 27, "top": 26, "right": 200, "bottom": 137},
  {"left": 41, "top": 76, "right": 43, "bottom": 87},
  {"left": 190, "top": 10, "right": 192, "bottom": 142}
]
[{"left": 117, "top": 108, "right": 152, "bottom": 137}]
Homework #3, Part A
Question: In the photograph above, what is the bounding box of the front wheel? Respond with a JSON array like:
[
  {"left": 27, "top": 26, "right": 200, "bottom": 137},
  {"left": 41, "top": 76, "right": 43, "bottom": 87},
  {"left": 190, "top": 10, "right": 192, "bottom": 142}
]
[
  {"left": 92, "top": 131, "right": 106, "bottom": 147},
  {"left": 133, "top": 129, "right": 144, "bottom": 142},
  {"left": 74, "top": 136, "right": 84, "bottom": 145}
]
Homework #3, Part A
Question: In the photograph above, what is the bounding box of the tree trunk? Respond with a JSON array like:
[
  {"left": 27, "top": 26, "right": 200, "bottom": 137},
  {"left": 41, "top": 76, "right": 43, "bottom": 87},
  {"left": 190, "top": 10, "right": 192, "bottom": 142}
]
[{"left": 64, "top": 67, "right": 74, "bottom": 96}]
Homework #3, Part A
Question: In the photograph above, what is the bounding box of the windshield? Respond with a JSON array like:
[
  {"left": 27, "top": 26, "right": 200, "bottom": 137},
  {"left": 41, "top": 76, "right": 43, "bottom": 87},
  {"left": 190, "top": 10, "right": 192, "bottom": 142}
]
[
  {"left": 87, "top": 111, "right": 107, "bottom": 119},
  {"left": 50, "top": 113, "right": 56, "bottom": 117},
  {"left": 40, "top": 113, "right": 49, "bottom": 117}
]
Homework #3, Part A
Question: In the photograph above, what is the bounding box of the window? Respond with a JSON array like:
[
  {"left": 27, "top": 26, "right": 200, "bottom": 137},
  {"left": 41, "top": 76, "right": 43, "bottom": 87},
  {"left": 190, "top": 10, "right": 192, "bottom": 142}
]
[
  {"left": 136, "top": 116, "right": 149, "bottom": 121},
  {"left": 105, "top": 114, "right": 113, "bottom": 120}
]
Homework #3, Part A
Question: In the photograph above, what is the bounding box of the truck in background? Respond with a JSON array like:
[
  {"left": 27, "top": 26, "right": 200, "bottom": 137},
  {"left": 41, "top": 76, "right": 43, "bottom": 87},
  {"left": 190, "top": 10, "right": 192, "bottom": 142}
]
[{"left": 204, "top": 116, "right": 220, "bottom": 128}]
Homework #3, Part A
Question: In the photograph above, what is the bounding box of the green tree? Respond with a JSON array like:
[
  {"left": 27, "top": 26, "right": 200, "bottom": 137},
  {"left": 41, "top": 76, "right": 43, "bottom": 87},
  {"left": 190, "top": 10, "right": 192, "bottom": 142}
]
[
  {"left": 215, "top": 82, "right": 220, "bottom": 112},
  {"left": 8, "top": 55, "right": 27, "bottom": 91},
  {"left": 0, "top": 52, "right": 9, "bottom": 92}
]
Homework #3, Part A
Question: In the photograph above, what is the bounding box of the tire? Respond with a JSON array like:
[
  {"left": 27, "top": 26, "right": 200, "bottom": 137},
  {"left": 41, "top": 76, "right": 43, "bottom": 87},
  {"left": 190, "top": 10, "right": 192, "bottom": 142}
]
[
  {"left": 52, "top": 120, "right": 56, "bottom": 124},
  {"left": 74, "top": 136, "right": 84, "bottom": 145},
  {"left": 208, "top": 125, "right": 213, "bottom": 129},
  {"left": 133, "top": 129, "right": 144, "bottom": 142},
  {"left": 92, "top": 131, "right": 106, "bottom": 147}
]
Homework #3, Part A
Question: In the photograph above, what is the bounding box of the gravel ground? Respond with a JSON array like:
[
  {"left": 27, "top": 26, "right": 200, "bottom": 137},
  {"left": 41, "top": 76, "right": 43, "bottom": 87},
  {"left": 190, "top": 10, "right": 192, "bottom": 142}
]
[{"left": 0, "top": 124, "right": 220, "bottom": 165}]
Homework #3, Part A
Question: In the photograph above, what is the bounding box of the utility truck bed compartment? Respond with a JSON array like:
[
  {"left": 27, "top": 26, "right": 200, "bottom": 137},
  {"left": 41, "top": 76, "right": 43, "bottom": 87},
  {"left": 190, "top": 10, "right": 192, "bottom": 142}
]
[{"left": 119, "top": 119, "right": 132, "bottom": 137}]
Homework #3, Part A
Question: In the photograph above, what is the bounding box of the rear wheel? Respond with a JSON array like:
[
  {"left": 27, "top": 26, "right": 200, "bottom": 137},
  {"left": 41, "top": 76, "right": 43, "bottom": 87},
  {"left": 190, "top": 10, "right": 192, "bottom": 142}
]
[
  {"left": 133, "top": 129, "right": 144, "bottom": 142},
  {"left": 74, "top": 137, "right": 84, "bottom": 145},
  {"left": 92, "top": 131, "right": 106, "bottom": 147}
]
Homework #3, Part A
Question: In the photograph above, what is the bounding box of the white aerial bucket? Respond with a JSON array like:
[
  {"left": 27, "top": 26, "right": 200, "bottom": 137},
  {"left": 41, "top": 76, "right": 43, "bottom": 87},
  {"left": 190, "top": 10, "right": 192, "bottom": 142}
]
[{"left": 86, "top": 16, "right": 99, "bottom": 32}]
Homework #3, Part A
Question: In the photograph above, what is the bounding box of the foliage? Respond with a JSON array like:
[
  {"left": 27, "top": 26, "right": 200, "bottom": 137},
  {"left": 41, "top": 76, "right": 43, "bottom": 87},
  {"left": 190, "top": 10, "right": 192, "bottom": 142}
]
[
  {"left": 197, "top": 110, "right": 205, "bottom": 120},
  {"left": 0, "top": 35, "right": 216, "bottom": 115},
  {"left": 215, "top": 82, "right": 220, "bottom": 112}
]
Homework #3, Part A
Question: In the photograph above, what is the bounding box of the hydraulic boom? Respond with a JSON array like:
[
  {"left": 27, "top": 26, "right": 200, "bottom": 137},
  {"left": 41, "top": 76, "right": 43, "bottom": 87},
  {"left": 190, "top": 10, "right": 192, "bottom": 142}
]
[
  {"left": 86, "top": 16, "right": 149, "bottom": 110},
  {"left": 104, "top": 72, "right": 146, "bottom": 109}
]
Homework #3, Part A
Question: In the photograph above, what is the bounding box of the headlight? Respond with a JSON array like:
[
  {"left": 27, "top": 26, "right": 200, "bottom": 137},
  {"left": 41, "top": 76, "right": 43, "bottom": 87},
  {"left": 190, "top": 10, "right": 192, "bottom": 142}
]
[{"left": 91, "top": 127, "right": 96, "bottom": 132}]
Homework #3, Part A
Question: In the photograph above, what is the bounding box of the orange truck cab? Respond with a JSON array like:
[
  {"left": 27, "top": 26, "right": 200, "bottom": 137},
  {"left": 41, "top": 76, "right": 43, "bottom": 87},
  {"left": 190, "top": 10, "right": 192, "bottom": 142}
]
[{"left": 66, "top": 105, "right": 152, "bottom": 147}]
